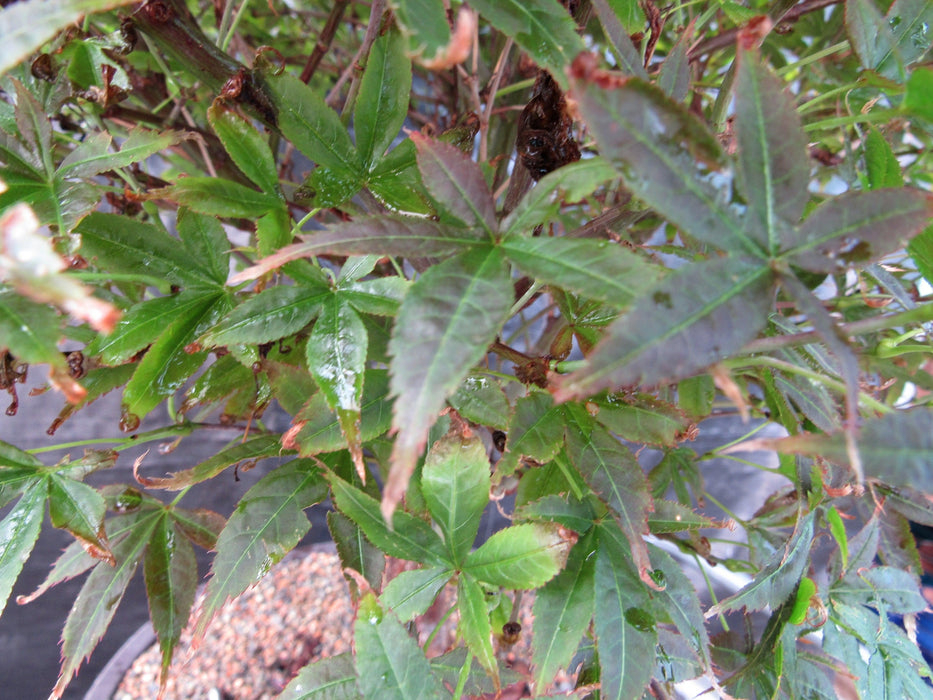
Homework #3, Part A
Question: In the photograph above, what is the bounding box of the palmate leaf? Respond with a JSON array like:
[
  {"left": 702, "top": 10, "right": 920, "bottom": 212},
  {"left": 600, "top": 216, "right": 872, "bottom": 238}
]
[
  {"left": 355, "top": 28, "right": 412, "bottom": 168},
  {"left": 207, "top": 103, "right": 281, "bottom": 196},
  {"left": 385, "top": 245, "right": 512, "bottom": 518},
  {"left": 420, "top": 432, "right": 490, "bottom": 565},
  {"left": 57, "top": 126, "right": 186, "bottom": 180},
  {"left": 710, "top": 510, "right": 815, "bottom": 615},
  {"left": 458, "top": 573, "right": 498, "bottom": 685},
  {"left": 589, "top": 393, "right": 692, "bottom": 447},
  {"left": 593, "top": 521, "right": 657, "bottom": 700},
  {"left": 447, "top": 375, "right": 510, "bottom": 430},
  {"left": 648, "top": 544, "right": 710, "bottom": 670},
  {"left": 411, "top": 133, "right": 496, "bottom": 233},
  {"left": 462, "top": 523, "right": 571, "bottom": 589},
  {"left": 756, "top": 408, "right": 933, "bottom": 491},
  {"left": 228, "top": 216, "right": 482, "bottom": 284},
  {"left": 328, "top": 510, "right": 385, "bottom": 600},
  {"left": 497, "top": 391, "right": 566, "bottom": 475},
  {"left": 121, "top": 290, "right": 230, "bottom": 421},
  {"left": 47, "top": 473, "right": 109, "bottom": 558},
  {"left": 52, "top": 507, "right": 162, "bottom": 699},
  {"left": 783, "top": 188, "right": 933, "bottom": 273},
  {"left": 0, "top": 289, "right": 62, "bottom": 365},
  {"left": 326, "top": 471, "right": 448, "bottom": 565},
  {"left": 306, "top": 296, "right": 368, "bottom": 478},
  {"left": 381, "top": 565, "right": 451, "bottom": 621},
  {"left": 846, "top": 0, "right": 933, "bottom": 81},
  {"left": 278, "top": 652, "right": 359, "bottom": 700},
  {"left": 468, "top": 0, "right": 585, "bottom": 86},
  {"left": 264, "top": 71, "right": 361, "bottom": 175},
  {"left": 552, "top": 257, "right": 776, "bottom": 400},
  {"left": 151, "top": 177, "right": 284, "bottom": 219},
  {"left": 193, "top": 459, "right": 327, "bottom": 640},
  {"left": 389, "top": 0, "right": 450, "bottom": 62},
  {"left": 501, "top": 237, "right": 659, "bottom": 308},
  {"left": 734, "top": 45, "right": 809, "bottom": 250},
  {"left": 0, "top": 481, "right": 46, "bottom": 617},
  {"left": 354, "top": 593, "right": 446, "bottom": 700},
  {"left": 532, "top": 530, "right": 596, "bottom": 689},
  {"left": 143, "top": 513, "right": 198, "bottom": 687},
  {"left": 563, "top": 406, "right": 656, "bottom": 588},
  {"left": 568, "top": 67, "right": 759, "bottom": 257}
]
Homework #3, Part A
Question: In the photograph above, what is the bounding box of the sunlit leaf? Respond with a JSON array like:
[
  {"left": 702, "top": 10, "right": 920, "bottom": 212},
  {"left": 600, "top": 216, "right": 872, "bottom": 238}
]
[
  {"left": 0, "top": 481, "right": 46, "bottom": 617},
  {"left": 354, "top": 593, "right": 446, "bottom": 700},
  {"left": 355, "top": 28, "right": 412, "bottom": 168},
  {"left": 57, "top": 126, "right": 186, "bottom": 180},
  {"left": 447, "top": 375, "right": 510, "bottom": 430},
  {"left": 47, "top": 473, "right": 109, "bottom": 557},
  {"left": 135, "top": 433, "right": 286, "bottom": 490},
  {"left": 864, "top": 128, "right": 905, "bottom": 190},
  {"left": 208, "top": 102, "right": 281, "bottom": 196},
  {"left": 264, "top": 71, "right": 361, "bottom": 174},
  {"left": 381, "top": 565, "right": 451, "bottom": 621},
  {"left": 386, "top": 246, "right": 511, "bottom": 518},
  {"left": 420, "top": 432, "right": 490, "bottom": 564},
  {"left": 458, "top": 573, "right": 498, "bottom": 684},
  {"left": 463, "top": 523, "right": 570, "bottom": 589},
  {"left": 193, "top": 459, "right": 327, "bottom": 640},
  {"left": 0, "top": 289, "right": 62, "bottom": 365},
  {"left": 553, "top": 257, "right": 775, "bottom": 400},
  {"left": 532, "top": 530, "right": 596, "bottom": 688}
]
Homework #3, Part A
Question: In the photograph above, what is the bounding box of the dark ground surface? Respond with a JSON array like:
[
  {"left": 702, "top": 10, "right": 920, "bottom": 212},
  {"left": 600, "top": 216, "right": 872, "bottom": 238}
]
[{"left": 0, "top": 368, "right": 788, "bottom": 700}]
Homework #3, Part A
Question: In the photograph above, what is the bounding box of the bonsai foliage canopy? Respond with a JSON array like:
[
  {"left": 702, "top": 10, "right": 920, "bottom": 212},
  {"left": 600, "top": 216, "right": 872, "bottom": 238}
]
[{"left": 1, "top": 0, "right": 933, "bottom": 698}]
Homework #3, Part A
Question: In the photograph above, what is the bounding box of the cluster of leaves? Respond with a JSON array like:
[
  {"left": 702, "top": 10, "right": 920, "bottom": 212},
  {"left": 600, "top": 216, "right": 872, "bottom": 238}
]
[{"left": 2, "top": 0, "right": 933, "bottom": 698}]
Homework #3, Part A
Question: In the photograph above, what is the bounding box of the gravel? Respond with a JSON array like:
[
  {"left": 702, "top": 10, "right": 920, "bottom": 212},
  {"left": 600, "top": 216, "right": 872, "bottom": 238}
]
[{"left": 113, "top": 544, "right": 543, "bottom": 699}]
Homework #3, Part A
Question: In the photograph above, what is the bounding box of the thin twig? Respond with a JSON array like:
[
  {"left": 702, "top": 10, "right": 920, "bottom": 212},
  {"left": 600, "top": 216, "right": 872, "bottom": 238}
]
[
  {"left": 300, "top": 0, "right": 351, "bottom": 83},
  {"left": 479, "top": 37, "right": 514, "bottom": 163}
]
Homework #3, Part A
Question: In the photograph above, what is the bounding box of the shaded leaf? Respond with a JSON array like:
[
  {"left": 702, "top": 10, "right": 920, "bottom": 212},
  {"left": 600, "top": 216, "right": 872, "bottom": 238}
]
[
  {"left": 468, "top": 0, "right": 585, "bottom": 85},
  {"left": 338, "top": 277, "right": 408, "bottom": 317},
  {"left": 864, "top": 128, "right": 905, "bottom": 190},
  {"left": 354, "top": 593, "right": 446, "bottom": 700},
  {"left": 411, "top": 133, "right": 496, "bottom": 232},
  {"left": 47, "top": 474, "right": 109, "bottom": 557},
  {"left": 501, "top": 156, "right": 617, "bottom": 237},
  {"left": 278, "top": 652, "right": 359, "bottom": 700},
  {"left": 648, "top": 543, "right": 710, "bottom": 668},
  {"left": 0, "top": 289, "right": 62, "bottom": 365},
  {"left": 176, "top": 208, "right": 232, "bottom": 287},
  {"left": 553, "top": 257, "right": 776, "bottom": 400},
  {"left": 590, "top": 393, "right": 692, "bottom": 446},
  {"left": 735, "top": 46, "right": 810, "bottom": 249},
  {"left": 328, "top": 510, "right": 385, "bottom": 598},
  {"left": 502, "top": 237, "right": 659, "bottom": 308},
  {"left": 564, "top": 407, "right": 656, "bottom": 587},
  {"left": 647, "top": 499, "right": 715, "bottom": 534},
  {"left": 421, "top": 432, "right": 490, "bottom": 564},
  {"left": 532, "top": 530, "right": 596, "bottom": 688},
  {"left": 593, "top": 520, "right": 657, "bottom": 700},
  {"left": 386, "top": 246, "right": 511, "bottom": 518},
  {"left": 447, "top": 375, "right": 510, "bottom": 430},
  {"left": 194, "top": 459, "right": 327, "bottom": 639},
  {"left": 208, "top": 102, "right": 281, "bottom": 196},
  {"left": 355, "top": 28, "right": 412, "bottom": 168},
  {"left": 381, "top": 565, "right": 451, "bottom": 621},
  {"left": 785, "top": 188, "right": 932, "bottom": 273},
  {"left": 292, "top": 369, "right": 393, "bottom": 457},
  {"left": 264, "top": 71, "right": 360, "bottom": 174},
  {"left": 14, "top": 538, "right": 95, "bottom": 606},
  {"left": 388, "top": 0, "right": 450, "bottom": 63},
  {"left": 710, "top": 510, "right": 815, "bottom": 614},
  {"left": 458, "top": 573, "right": 498, "bottom": 684},
  {"left": 53, "top": 507, "right": 162, "bottom": 699},
  {"left": 170, "top": 507, "right": 225, "bottom": 551},
  {"left": 514, "top": 493, "right": 597, "bottom": 534},
  {"left": 228, "top": 216, "right": 481, "bottom": 283},
  {"left": 658, "top": 22, "right": 692, "bottom": 101},
  {"left": 497, "top": 391, "right": 565, "bottom": 475},
  {"left": 463, "top": 523, "right": 571, "bottom": 589},
  {"left": 568, "top": 72, "right": 757, "bottom": 256},
  {"left": 135, "top": 433, "right": 286, "bottom": 490},
  {"left": 143, "top": 514, "right": 198, "bottom": 685},
  {"left": 831, "top": 565, "right": 926, "bottom": 613},
  {"left": 326, "top": 472, "right": 448, "bottom": 564}
]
